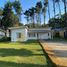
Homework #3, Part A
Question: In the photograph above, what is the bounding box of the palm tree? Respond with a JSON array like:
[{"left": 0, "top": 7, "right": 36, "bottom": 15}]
[
  {"left": 55, "top": 0, "right": 61, "bottom": 18},
  {"left": 29, "top": 7, "right": 36, "bottom": 27},
  {"left": 24, "top": 10, "right": 30, "bottom": 25},
  {"left": 43, "top": 0, "right": 50, "bottom": 25},
  {"left": 42, "top": 7, "right": 46, "bottom": 25},
  {"left": 62, "top": 0, "right": 67, "bottom": 25},
  {"left": 62, "top": 0, "right": 67, "bottom": 38},
  {"left": 35, "top": 1, "right": 42, "bottom": 26},
  {"left": 52, "top": 0, "right": 56, "bottom": 18},
  {"left": 48, "top": 0, "right": 51, "bottom": 20}
]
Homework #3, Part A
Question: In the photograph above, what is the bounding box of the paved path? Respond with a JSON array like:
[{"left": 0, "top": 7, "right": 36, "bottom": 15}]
[{"left": 40, "top": 40, "right": 67, "bottom": 67}]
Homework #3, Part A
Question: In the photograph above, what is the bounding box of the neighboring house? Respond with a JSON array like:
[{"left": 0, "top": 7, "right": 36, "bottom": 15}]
[
  {"left": 9, "top": 26, "right": 53, "bottom": 42},
  {"left": 52, "top": 28, "right": 65, "bottom": 38},
  {"left": 0, "top": 29, "right": 5, "bottom": 38}
]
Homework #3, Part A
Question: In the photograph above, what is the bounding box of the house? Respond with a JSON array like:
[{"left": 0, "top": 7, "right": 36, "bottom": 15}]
[
  {"left": 28, "top": 28, "right": 52, "bottom": 40},
  {"left": 9, "top": 26, "right": 53, "bottom": 42},
  {"left": 9, "top": 26, "right": 28, "bottom": 42},
  {"left": 0, "top": 29, "right": 5, "bottom": 39},
  {"left": 52, "top": 28, "right": 65, "bottom": 38}
]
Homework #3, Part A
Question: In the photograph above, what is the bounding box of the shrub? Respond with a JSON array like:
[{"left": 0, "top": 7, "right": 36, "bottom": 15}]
[{"left": 0, "top": 36, "right": 11, "bottom": 42}]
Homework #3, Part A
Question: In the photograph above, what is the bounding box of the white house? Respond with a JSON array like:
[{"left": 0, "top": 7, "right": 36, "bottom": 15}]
[
  {"left": 0, "top": 29, "right": 5, "bottom": 39},
  {"left": 28, "top": 28, "right": 52, "bottom": 40},
  {"left": 9, "top": 26, "right": 28, "bottom": 42},
  {"left": 9, "top": 26, "right": 53, "bottom": 42}
]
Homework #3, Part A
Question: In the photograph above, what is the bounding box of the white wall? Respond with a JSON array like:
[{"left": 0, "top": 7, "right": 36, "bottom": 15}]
[
  {"left": 11, "top": 27, "right": 52, "bottom": 42},
  {"left": 11, "top": 28, "right": 28, "bottom": 42},
  {"left": 28, "top": 32, "right": 52, "bottom": 40},
  {"left": 28, "top": 33, "right": 37, "bottom": 40}
]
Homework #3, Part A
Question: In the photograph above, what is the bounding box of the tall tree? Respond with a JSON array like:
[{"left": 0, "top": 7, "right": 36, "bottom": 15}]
[
  {"left": 24, "top": 10, "right": 30, "bottom": 25},
  {"left": 48, "top": 0, "right": 51, "bottom": 20},
  {"left": 52, "top": 0, "right": 56, "bottom": 18},
  {"left": 43, "top": 0, "right": 50, "bottom": 25},
  {"left": 2, "top": 1, "right": 22, "bottom": 30},
  {"left": 29, "top": 7, "right": 36, "bottom": 27},
  {"left": 62, "top": 0, "right": 67, "bottom": 26},
  {"left": 35, "top": 1, "right": 42, "bottom": 26},
  {"left": 2, "top": 1, "right": 13, "bottom": 29},
  {"left": 55, "top": 0, "right": 61, "bottom": 18},
  {"left": 0, "top": 9, "right": 3, "bottom": 27},
  {"left": 13, "top": 0, "right": 22, "bottom": 21}
]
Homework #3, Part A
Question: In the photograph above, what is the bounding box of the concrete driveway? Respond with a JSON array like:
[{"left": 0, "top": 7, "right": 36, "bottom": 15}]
[{"left": 40, "top": 40, "right": 67, "bottom": 67}]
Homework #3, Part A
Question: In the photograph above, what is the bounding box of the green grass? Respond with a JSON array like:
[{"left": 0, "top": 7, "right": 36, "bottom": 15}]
[{"left": 0, "top": 40, "right": 54, "bottom": 67}]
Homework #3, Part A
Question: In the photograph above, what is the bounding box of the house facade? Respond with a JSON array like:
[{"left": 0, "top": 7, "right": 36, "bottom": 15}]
[
  {"left": 28, "top": 28, "right": 52, "bottom": 40},
  {"left": 9, "top": 27, "right": 28, "bottom": 42},
  {"left": 52, "top": 28, "right": 65, "bottom": 38},
  {"left": 9, "top": 26, "right": 53, "bottom": 42}
]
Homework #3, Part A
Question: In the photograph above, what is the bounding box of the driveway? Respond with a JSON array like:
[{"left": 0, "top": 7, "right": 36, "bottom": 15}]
[{"left": 40, "top": 40, "right": 67, "bottom": 67}]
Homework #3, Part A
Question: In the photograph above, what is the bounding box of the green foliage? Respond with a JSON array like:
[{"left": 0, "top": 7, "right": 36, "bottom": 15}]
[
  {"left": 0, "top": 37, "right": 11, "bottom": 42},
  {"left": 48, "top": 13, "right": 67, "bottom": 28},
  {"left": 1, "top": 1, "right": 22, "bottom": 30},
  {"left": 13, "top": 0, "right": 22, "bottom": 15}
]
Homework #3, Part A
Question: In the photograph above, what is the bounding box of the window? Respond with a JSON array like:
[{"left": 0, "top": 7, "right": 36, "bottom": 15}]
[
  {"left": 17, "top": 33, "right": 21, "bottom": 38},
  {"left": 28, "top": 33, "right": 35, "bottom": 37}
]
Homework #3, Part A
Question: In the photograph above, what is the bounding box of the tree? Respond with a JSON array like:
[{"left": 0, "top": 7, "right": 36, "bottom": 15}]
[
  {"left": 42, "top": 0, "right": 50, "bottom": 25},
  {"left": 35, "top": 1, "right": 42, "bottom": 26},
  {"left": 55, "top": 0, "right": 61, "bottom": 18},
  {"left": 29, "top": 7, "right": 36, "bottom": 27},
  {"left": 0, "top": 9, "right": 3, "bottom": 27},
  {"left": 2, "top": 1, "right": 13, "bottom": 30},
  {"left": 52, "top": 0, "right": 56, "bottom": 18},
  {"left": 48, "top": 13, "right": 67, "bottom": 28},
  {"left": 24, "top": 10, "right": 30, "bottom": 25},
  {"left": 62, "top": 0, "right": 67, "bottom": 26},
  {"left": 2, "top": 1, "right": 22, "bottom": 30},
  {"left": 13, "top": 0, "right": 22, "bottom": 21},
  {"left": 47, "top": 0, "right": 51, "bottom": 20}
]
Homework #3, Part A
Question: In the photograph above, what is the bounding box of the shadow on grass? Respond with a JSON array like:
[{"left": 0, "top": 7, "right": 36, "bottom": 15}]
[
  {"left": 0, "top": 61, "right": 66, "bottom": 67},
  {"left": 0, "top": 61, "right": 48, "bottom": 67},
  {"left": 0, "top": 48, "right": 53, "bottom": 67},
  {"left": 0, "top": 40, "right": 56, "bottom": 67},
  {"left": 22, "top": 40, "right": 38, "bottom": 44},
  {"left": 0, "top": 48, "right": 44, "bottom": 57}
]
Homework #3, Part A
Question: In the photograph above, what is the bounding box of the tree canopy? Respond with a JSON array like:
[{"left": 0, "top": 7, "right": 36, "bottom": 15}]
[{"left": 1, "top": 0, "right": 22, "bottom": 30}]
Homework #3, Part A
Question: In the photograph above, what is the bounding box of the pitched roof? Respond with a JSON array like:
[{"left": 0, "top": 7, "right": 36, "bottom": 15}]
[
  {"left": 9, "top": 26, "right": 28, "bottom": 30},
  {"left": 28, "top": 28, "right": 52, "bottom": 33}
]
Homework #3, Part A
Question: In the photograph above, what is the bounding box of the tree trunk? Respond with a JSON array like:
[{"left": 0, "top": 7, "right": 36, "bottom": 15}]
[
  {"left": 48, "top": 1, "right": 50, "bottom": 20},
  {"left": 63, "top": 0, "right": 67, "bottom": 25},
  {"left": 32, "top": 15, "right": 35, "bottom": 28},
  {"left": 58, "top": 2, "right": 61, "bottom": 18},
  {"left": 53, "top": 0, "right": 56, "bottom": 18},
  {"left": 63, "top": 0, "right": 67, "bottom": 38},
  {"left": 44, "top": 13, "right": 45, "bottom": 25}
]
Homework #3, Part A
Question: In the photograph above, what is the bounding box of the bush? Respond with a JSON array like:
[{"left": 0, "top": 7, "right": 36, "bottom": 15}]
[{"left": 0, "top": 37, "right": 11, "bottom": 42}]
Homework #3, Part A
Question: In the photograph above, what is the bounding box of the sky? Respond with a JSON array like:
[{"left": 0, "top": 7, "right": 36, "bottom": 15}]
[{"left": 0, "top": 0, "right": 65, "bottom": 24}]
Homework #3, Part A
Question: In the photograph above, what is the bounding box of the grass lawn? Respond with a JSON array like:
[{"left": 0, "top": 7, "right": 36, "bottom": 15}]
[{"left": 0, "top": 40, "right": 54, "bottom": 67}]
